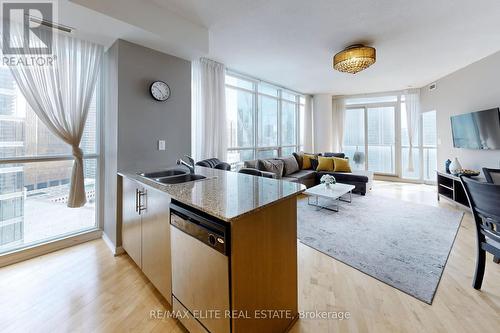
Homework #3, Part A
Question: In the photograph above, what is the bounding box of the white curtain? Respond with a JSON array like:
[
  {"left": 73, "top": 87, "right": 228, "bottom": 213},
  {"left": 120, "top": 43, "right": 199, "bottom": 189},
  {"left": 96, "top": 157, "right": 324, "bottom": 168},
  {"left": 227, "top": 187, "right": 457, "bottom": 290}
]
[
  {"left": 405, "top": 89, "right": 421, "bottom": 172},
  {"left": 192, "top": 58, "right": 227, "bottom": 161},
  {"left": 301, "top": 95, "right": 313, "bottom": 152},
  {"left": 5, "top": 24, "right": 103, "bottom": 207},
  {"left": 332, "top": 97, "right": 346, "bottom": 152}
]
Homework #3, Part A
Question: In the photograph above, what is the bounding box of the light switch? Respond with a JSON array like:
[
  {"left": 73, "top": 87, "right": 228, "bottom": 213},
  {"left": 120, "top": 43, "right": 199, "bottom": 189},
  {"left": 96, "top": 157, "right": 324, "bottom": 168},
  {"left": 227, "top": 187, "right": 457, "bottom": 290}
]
[{"left": 158, "top": 140, "right": 166, "bottom": 151}]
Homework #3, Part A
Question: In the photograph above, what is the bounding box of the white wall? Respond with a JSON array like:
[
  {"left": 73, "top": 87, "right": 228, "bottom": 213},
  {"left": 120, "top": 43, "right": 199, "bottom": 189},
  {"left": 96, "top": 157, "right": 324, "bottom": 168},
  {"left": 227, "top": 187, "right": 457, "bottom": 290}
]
[
  {"left": 312, "top": 94, "right": 333, "bottom": 152},
  {"left": 420, "top": 51, "right": 500, "bottom": 173}
]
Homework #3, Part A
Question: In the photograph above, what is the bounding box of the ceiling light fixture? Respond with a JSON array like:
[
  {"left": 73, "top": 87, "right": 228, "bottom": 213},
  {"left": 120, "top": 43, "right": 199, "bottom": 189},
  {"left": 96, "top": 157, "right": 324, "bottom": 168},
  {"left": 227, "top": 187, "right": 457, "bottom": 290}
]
[{"left": 333, "top": 44, "right": 376, "bottom": 74}]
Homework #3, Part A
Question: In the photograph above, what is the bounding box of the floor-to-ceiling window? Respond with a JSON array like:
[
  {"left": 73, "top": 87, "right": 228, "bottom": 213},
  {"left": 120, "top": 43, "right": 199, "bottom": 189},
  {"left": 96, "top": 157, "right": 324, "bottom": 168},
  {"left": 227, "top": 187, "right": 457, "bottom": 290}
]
[
  {"left": 344, "top": 95, "right": 398, "bottom": 175},
  {"left": 421, "top": 110, "right": 437, "bottom": 182},
  {"left": 343, "top": 93, "right": 436, "bottom": 183},
  {"left": 226, "top": 72, "right": 304, "bottom": 168},
  {"left": 0, "top": 65, "right": 100, "bottom": 254}
]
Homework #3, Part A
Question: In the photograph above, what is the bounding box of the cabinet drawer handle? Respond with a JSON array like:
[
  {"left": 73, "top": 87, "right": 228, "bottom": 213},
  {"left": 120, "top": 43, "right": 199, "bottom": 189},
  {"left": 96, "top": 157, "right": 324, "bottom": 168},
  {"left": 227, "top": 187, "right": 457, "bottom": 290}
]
[
  {"left": 138, "top": 190, "right": 147, "bottom": 214},
  {"left": 135, "top": 189, "right": 139, "bottom": 212}
]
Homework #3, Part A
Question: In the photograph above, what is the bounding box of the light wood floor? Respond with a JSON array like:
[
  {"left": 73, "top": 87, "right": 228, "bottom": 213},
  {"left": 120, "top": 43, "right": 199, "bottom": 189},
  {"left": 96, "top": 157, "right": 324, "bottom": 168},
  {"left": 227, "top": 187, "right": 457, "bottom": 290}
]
[{"left": 1, "top": 181, "right": 499, "bottom": 333}]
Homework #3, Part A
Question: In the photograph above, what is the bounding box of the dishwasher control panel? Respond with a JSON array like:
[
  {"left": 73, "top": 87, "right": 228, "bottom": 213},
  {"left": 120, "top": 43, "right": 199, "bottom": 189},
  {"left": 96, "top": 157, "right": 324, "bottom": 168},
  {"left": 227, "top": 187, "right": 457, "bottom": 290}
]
[{"left": 170, "top": 202, "right": 229, "bottom": 255}]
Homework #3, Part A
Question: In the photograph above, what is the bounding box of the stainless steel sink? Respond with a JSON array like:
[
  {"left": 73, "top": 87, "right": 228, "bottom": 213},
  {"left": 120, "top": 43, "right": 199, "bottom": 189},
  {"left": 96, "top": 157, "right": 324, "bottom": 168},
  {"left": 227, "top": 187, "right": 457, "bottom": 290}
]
[
  {"left": 139, "top": 169, "right": 187, "bottom": 178},
  {"left": 154, "top": 174, "right": 207, "bottom": 184}
]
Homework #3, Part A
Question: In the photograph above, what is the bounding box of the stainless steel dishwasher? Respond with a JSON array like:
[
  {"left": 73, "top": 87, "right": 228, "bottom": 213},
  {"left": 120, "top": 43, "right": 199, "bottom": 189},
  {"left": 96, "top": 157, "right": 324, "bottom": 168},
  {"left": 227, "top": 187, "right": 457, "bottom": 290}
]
[{"left": 170, "top": 201, "right": 231, "bottom": 333}]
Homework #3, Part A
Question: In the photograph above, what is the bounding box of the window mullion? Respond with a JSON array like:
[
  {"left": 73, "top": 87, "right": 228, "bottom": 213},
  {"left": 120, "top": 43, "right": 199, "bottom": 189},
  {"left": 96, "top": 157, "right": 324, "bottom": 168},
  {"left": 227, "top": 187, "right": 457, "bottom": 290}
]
[
  {"left": 254, "top": 82, "right": 258, "bottom": 159},
  {"left": 277, "top": 90, "right": 282, "bottom": 156}
]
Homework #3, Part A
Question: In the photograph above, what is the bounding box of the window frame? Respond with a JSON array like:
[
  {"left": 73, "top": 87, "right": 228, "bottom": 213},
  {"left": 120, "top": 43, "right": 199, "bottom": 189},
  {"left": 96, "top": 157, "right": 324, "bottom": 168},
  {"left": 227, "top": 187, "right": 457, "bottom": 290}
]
[{"left": 225, "top": 71, "right": 303, "bottom": 167}]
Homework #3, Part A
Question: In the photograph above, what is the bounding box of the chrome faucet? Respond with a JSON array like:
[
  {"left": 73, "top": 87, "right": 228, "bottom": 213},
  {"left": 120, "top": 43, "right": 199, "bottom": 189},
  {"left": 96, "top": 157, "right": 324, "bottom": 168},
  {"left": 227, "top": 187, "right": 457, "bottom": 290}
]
[{"left": 177, "top": 155, "right": 195, "bottom": 174}]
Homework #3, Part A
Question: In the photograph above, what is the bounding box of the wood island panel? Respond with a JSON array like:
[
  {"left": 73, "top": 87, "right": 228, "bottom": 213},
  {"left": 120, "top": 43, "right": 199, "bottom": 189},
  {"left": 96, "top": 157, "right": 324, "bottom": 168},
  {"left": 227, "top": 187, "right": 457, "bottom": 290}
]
[{"left": 230, "top": 196, "right": 298, "bottom": 333}]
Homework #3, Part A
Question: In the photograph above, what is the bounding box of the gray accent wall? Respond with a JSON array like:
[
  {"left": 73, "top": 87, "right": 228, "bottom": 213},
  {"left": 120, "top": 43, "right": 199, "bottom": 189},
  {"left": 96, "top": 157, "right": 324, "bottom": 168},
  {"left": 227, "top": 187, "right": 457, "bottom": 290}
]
[
  {"left": 103, "top": 39, "right": 191, "bottom": 249},
  {"left": 420, "top": 50, "right": 500, "bottom": 174}
]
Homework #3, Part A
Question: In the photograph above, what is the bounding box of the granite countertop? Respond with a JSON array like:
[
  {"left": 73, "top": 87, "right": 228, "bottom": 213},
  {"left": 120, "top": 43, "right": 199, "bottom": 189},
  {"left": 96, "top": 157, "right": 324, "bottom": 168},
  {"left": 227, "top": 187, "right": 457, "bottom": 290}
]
[{"left": 118, "top": 166, "right": 305, "bottom": 222}]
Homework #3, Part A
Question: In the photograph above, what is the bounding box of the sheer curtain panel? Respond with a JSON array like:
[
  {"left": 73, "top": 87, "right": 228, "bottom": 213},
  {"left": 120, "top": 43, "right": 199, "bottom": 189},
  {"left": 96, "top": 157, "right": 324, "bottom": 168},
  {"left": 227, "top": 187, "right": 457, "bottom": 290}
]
[
  {"left": 404, "top": 89, "right": 421, "bottom": 172},
  {"left": 192, "top": 58, "right": 227, "bottom": 161},
  {"left": 4, "top": 24, "right": 103, "bottom": 207},
  {"left": 332, "top": 97, "right": 346, "bottom": 152}
]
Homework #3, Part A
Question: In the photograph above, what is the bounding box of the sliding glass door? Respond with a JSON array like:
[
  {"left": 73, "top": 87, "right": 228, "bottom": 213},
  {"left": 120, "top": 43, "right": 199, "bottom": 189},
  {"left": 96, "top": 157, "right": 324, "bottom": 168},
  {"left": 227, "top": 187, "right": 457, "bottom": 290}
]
[
  {"left": 343, "top": 108, "right": 365, "bottom": 170},
  {"left": 344, "top": 94, "right": 437, "bottom": 183},
  {"left": 344, "top": 104, "right": 397, "bottom": 175},
  {"left": 367, "top": 106, "right": 396, "bottom": 174}
]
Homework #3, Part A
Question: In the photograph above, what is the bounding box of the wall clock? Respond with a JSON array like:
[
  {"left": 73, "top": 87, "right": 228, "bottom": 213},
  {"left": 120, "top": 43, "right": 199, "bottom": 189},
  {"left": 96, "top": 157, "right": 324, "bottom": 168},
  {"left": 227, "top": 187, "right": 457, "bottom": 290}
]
[{"left": 150, "top": 81, "right": 171, "bottom": 101}]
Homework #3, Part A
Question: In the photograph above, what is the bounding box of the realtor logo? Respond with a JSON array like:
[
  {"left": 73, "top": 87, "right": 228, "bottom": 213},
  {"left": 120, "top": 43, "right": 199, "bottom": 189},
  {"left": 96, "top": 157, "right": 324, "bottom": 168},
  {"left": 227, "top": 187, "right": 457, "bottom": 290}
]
[{"left": 1, "top": 1, "right": 54, "bottom": 55}]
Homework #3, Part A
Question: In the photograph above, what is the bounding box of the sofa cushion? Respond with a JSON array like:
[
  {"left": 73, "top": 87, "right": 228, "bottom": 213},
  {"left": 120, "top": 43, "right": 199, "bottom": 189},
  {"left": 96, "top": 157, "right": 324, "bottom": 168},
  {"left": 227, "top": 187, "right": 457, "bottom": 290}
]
[
  {"left": 294, "top": 152, "right": 319, "bottom": 170},
  {"left": 278, "top": 156, "right": 300, "bottom": 176},
  {"left": 292, "top": 152, "right": 302, "bottom": 169},
  {"left": 257, "top": 159, "right": 284, "bottom": 179},
  {"left": 310, "top": 158, "right": 319, "bottom": 170},
  {"left": 323, "top": 152, "right": 346, "bottom": 159},
  {"left": 244, "top": 160, "right": 259, "bottom": 169},
  {"left": 316, "top": 171, "right": 368, "bottom": 183},
  {"left": 284, "top": 170, "right": 316, "bottom": 182},
  {"left": 332, "top": 157, "right": 351, "bottom": 172},
  {"left": 301, "top": 154, "right": 313, "bottom": 169},
  {"left": 316, "top": 156, "right": 334, "bottom": 172}
]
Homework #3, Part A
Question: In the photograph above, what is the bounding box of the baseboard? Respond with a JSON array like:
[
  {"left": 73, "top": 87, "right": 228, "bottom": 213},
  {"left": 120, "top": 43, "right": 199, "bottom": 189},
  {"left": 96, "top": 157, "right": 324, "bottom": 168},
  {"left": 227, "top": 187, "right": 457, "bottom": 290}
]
[
  {"left": 374, "top": 174, "right": 436, "bottom": 185},
  {"left": 102, "top": 232, "right": 125, "bottom": 256},
  {"left": 0, "top": 229, "right": 102, "bottom": 268}
]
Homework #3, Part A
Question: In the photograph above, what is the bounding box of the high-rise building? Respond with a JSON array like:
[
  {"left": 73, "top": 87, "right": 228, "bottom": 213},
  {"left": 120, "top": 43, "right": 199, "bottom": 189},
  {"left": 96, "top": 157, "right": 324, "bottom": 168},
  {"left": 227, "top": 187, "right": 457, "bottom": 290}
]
[{"left": 0, "top": 67, "right": 24, "bottom": 246}]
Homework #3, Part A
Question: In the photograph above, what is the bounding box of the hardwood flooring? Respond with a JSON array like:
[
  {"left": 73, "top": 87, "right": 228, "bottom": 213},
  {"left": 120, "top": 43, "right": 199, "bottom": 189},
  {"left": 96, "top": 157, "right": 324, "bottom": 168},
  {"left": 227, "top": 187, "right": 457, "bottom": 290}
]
[{"left": 1, "top": 181, "right": 499, "bottom": 333}]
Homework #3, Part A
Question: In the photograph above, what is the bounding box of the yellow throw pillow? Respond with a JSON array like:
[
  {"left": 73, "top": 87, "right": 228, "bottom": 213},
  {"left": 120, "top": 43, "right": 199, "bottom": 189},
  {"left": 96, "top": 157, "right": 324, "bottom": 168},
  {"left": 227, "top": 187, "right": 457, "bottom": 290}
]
[
  {"left": 316, "top": 156, "right": 334, "bottom": 172},
  {"left": 302, "top": 154, "right": 315, "bottom": 170},
  {"left": 333, "top": 157, "right": 351, "bottom": 172}
]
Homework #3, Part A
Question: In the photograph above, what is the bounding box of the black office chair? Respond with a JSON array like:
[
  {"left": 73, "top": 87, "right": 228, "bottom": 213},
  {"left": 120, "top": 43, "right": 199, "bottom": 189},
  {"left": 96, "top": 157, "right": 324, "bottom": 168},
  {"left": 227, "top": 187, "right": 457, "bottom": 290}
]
[
  {"left": 195, "top": 158, "right": 231, "bottom": 171},
  {"left": 461, "top": 176, "right": 500, "bottom": 289},
  {"left": 483, "top": 167, "right": 500, "bottom": 184},
  {"left": 238, "top": 168, "right": 276, "bottom": 179}
]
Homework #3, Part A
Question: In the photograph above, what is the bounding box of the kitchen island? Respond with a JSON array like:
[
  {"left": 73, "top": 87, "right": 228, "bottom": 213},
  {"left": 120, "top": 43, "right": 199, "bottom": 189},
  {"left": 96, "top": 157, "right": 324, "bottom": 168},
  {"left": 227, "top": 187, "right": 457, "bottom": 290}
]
[{"left": 118, "top": 166, "right": 305, "bottom": 333}]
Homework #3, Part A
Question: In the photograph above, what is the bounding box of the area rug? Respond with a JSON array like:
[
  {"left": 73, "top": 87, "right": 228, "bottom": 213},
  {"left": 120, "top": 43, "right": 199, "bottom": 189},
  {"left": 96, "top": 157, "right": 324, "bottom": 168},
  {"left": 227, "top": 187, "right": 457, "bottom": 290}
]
[{"left": 297, "top": 194, "right": 464, "bottom": 304}]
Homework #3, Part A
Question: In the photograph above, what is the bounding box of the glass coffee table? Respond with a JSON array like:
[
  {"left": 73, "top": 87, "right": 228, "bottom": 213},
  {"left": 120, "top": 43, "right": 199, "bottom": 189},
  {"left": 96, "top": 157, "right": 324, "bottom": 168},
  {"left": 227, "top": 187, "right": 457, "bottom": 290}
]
[{"left": 304, "top": 183, "right": 355, "bottom": 212}]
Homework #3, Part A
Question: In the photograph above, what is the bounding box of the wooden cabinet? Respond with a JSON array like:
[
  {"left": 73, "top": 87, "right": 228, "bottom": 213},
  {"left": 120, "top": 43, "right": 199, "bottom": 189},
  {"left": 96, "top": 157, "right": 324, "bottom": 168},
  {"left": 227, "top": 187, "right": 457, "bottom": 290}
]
[{"left": 121, "top": 176, "right": 172, "bottom": 303}]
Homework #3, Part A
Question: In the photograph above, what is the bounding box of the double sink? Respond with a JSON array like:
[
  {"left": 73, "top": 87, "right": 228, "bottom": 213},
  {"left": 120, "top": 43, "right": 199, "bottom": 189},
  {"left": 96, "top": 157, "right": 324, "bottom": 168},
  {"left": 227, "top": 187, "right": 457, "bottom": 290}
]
[{"left": 139, "top": 169, "right": 206, "bottom": 185}]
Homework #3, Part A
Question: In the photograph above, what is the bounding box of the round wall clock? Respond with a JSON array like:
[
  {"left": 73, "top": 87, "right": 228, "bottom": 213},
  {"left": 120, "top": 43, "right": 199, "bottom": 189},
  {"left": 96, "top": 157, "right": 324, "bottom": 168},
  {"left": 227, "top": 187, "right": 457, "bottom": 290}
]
[{"left": 150, "top": 81, "right": 171, "bottom": 101}]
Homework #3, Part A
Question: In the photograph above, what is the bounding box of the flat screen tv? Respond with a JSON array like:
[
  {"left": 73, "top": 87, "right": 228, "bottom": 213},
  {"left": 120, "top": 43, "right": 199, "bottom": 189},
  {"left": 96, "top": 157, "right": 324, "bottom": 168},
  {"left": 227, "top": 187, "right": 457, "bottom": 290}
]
[{"left": 451, "top": 108, "right": 500, "bottom": 149}]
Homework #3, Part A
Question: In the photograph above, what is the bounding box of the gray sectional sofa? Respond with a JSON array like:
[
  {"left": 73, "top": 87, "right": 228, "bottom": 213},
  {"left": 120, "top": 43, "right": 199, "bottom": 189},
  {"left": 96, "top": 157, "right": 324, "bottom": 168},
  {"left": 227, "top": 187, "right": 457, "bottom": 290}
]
[{"left": 242, "top": 152, "right": 372, "bottom": 195}]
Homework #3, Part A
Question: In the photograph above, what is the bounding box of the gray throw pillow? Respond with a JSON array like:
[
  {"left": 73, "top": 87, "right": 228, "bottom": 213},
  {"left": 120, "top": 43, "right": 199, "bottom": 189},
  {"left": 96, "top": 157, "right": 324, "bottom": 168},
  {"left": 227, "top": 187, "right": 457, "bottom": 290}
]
[
  {"left": 324, "top": 152, "right": 346, "bottom": 159},
  {"left": 257, "top": 159, "right": 284, "bottom": 179},
  {"left": 292, "top": 152, "right": 303, "bottom": 169},
  {"left": 244, "top": 160, "right": 259, "bottom": 169},
  {"left": 278, "top": 156, "right": 300, "bottom": 176}
]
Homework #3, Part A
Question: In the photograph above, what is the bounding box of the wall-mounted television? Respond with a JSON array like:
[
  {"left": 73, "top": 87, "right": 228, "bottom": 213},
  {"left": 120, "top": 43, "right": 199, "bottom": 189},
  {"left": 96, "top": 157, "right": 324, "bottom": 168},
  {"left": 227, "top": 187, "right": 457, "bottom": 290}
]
[{"left": 451, "top": 108, "right": 500, "bottom": 150}]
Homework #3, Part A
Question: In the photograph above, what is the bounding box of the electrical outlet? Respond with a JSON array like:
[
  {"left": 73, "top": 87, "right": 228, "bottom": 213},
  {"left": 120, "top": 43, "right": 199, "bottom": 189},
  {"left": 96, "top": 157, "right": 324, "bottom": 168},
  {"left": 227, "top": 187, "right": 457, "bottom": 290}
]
[{"left": 158, "top": 140, "right": 166, "bottom": 151}]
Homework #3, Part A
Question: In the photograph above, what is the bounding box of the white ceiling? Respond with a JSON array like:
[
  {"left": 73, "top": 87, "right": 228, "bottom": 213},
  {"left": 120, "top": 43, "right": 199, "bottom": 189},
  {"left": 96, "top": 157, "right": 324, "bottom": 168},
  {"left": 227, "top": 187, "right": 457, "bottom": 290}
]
[
  {"left": 68, "top": 0, "right": 500, "bottom": 95},
  {"left": 66, "top": 0, "right": 208, "bottom": 60},
  {"left": 146, "top": 0, "right": 500, "bottom": 95}
]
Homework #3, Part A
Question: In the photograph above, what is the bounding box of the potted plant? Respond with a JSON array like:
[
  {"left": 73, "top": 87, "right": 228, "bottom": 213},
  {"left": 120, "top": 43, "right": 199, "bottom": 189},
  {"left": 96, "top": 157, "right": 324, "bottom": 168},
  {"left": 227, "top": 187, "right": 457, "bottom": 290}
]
[{"left": 320, "top": 174, "right": 336, "bottom": 188}]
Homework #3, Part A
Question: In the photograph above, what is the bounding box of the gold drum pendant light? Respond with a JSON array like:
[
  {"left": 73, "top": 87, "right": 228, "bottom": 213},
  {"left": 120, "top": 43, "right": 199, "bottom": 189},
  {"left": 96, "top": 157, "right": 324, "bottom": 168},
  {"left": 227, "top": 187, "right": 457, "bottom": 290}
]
[{"left": 333, "top": 44, "right": 376, "bottom": 74}]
